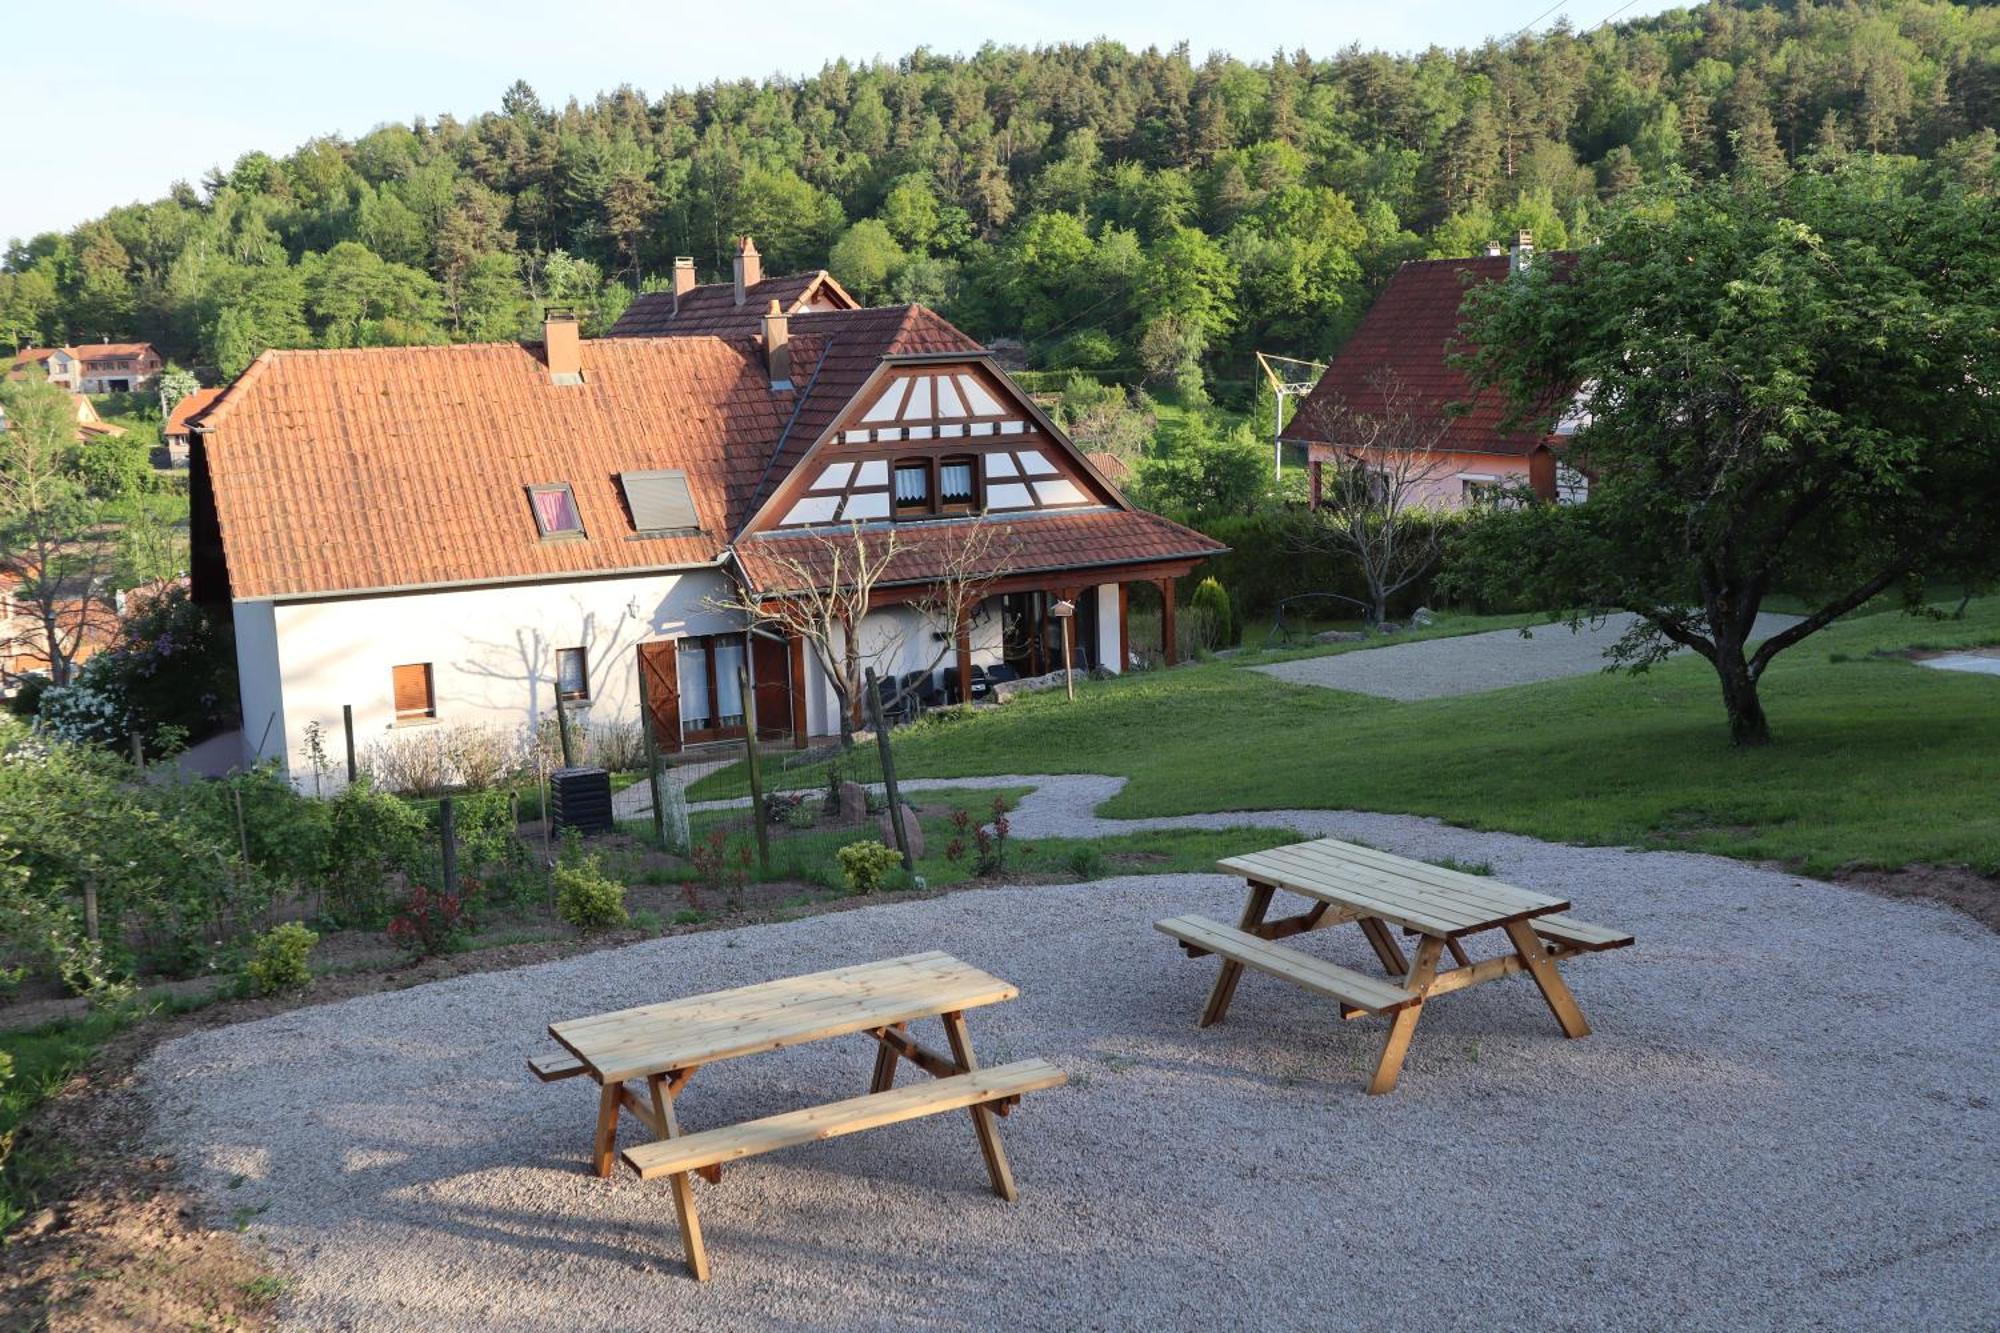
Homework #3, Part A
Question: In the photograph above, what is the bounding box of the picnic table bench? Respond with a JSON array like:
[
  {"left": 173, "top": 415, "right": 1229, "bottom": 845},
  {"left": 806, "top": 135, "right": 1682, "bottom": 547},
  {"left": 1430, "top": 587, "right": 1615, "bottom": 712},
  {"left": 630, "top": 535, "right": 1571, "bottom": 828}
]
[
  {"left": 1158, "top": 837, "right": 1632, "bottom": 1094},
  {"left": 531, "top": 951, "right": 1064, "bottom": 1280}
]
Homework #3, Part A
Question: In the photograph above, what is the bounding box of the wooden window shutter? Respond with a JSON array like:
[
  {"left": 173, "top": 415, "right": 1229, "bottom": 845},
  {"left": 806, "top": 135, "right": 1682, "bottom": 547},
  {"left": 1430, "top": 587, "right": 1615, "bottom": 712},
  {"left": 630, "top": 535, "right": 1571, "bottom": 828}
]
[{"left": 392, "top": 663, "right": 434, "bottom": 719}]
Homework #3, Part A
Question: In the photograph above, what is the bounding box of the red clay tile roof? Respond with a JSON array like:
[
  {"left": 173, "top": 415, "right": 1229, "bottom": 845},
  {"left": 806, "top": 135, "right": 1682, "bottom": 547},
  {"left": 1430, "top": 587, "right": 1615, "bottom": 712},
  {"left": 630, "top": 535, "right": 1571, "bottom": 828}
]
[
  {"left": 734, "top": 509, "right": 1225, "bottom": 596},
  {"left": 611, "top": 271, "right": 857, "bottom": 337},
  {"left": 71, "top": 342, "right": 158, "bottom": 362},
  {"left": 1284, "top": 255, "right": 1574, "bottom": 459},
  {"left": 165, "top": 386, "right": 223, "bottom": 437},
  {"left": 11, "top": 348, "right": 57, "bottom": 366},
  {"left": 197, "top": 304, "right": 988, "bottom": 599},
  {"left": 197, "top": 338, "right": 801, "bottom": 599}
]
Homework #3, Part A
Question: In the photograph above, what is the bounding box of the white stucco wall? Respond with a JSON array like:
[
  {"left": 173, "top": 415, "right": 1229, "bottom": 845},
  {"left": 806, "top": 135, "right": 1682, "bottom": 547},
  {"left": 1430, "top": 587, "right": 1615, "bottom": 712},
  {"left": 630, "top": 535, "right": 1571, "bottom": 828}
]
[
  {"left": 245, "top": 567, "right": 738, "bottom": 784},
  {"left": 242, "top": 575, "right": 1121, "bottom": 786},
  {"left": 233, "top": 599, "right": 284, "bottom": 766},
  {"left": 1095, "top": 582, "right": 1123, "bottom": 670}
]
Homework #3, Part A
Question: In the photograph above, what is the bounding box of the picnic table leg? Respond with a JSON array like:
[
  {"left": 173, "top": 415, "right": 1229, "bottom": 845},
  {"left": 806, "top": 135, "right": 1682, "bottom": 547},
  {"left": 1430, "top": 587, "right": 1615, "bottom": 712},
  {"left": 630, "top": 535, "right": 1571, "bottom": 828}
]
[
  {"left": 940, "top": 1010, "right": 1017, "bottom": 1201},
  {"left": 1502, "top": 920, "right": 1592, "bottom": 1039},
  {"left": 1201, "top": 880, "right": 1277, "bottom": 1027},
  {"left": 870, "top": 1022, "right": 906, "bottom": 1093},
  {"left": 1358, "top": 917, "right": 1408, "bottom": 976},
  {"left": 646, "top": 1071, "right": 711, "bottom": 1280},
  {"left": 590, "top": 1081, "right": 621, "bottom": 1178},
  {"left": 1368, "top": 935, "right": 1444, "bottom": 1095}
]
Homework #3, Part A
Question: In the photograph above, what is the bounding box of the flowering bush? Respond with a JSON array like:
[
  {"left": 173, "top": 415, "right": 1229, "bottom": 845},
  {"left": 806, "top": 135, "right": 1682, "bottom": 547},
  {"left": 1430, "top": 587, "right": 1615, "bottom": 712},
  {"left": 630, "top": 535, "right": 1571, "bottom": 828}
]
[
  {"left": 36, "top": 586, "right": 237, "bottom": 751},
  {"left": 688, "top": 826, "right": 753, "bottom": 909}
]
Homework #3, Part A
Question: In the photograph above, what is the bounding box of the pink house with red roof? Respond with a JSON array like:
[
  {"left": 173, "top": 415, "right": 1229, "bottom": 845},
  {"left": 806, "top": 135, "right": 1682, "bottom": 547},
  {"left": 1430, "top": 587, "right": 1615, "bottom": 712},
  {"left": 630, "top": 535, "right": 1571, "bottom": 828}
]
[{"left": 1282, "top": 233, "right": 1586, "bottom": 509}]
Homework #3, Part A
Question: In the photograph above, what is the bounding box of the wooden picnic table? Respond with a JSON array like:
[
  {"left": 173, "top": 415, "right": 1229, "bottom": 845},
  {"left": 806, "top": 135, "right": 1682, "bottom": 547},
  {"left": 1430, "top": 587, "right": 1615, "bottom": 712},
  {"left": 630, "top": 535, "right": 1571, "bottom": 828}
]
[
  {"left": 531, "top": 951, "right": 1065, "bottom": 1280},
  {"left": 1157, "top": 837, "right": 1633, "bottom": 1094}
]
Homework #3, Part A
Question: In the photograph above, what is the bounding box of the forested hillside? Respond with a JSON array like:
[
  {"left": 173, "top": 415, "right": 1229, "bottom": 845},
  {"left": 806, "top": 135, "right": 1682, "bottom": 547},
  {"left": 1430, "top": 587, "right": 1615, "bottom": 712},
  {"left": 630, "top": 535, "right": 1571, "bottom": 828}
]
[{"left": 3, "top": 0, "right": 1995, "bottom": 393}]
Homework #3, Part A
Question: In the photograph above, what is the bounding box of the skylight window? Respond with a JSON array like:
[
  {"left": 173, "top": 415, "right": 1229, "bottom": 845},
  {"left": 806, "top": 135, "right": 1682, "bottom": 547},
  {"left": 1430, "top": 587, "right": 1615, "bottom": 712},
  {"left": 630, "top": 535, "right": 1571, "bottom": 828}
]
[
  {"left": 618, "top": 469, "right": 700, "bottom": 534},
  {"left": 528, "top": 483, "right": 584, "bottom": 539}
]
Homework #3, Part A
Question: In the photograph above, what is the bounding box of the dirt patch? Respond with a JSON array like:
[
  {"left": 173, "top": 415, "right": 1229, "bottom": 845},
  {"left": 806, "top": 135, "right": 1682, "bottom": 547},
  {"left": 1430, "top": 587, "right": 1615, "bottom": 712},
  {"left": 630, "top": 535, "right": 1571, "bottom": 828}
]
[{"left": 1832, "top": 863, "right": 1999, "bottom": 932}]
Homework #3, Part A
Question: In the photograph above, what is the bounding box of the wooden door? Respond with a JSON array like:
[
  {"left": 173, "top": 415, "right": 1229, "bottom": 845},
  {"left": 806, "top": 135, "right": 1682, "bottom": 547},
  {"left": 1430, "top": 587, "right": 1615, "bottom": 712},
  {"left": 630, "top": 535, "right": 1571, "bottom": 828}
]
[
  {"left": 750, "top": 634, "right": 793, "bottom": 742},
  {"left": 637, "top": 640, "right": 682, "bottom": 754}
]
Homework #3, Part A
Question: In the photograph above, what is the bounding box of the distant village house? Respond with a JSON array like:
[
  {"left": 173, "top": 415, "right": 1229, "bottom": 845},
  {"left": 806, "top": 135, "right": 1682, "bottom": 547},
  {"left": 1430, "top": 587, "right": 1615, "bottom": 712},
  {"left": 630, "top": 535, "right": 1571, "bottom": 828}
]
[
  {"left": 10, "top": 342, "right": 164, "bottom": 394},
  {"left": 1283, "top": 233, "right": 1587, "bottom": 508}
]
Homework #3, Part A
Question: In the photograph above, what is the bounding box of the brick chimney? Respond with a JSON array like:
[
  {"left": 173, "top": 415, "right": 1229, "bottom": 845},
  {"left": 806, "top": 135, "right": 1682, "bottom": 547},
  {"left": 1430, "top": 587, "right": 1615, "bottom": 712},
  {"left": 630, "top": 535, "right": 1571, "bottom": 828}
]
[
  {"left": 543, "top": 310, "right": 582, "bottom": 385},
  {"left": 761, "top": 299, "right": 791, "bottom": 387},
  {"left": 1509, "top": 230, "right": 1534, "bottom": 276},
  {"left": 671, "top": 256, "right": 696, "bottom": 314},
  {"left": 733, "top": 236, "right": 761, "bottom": 306}
]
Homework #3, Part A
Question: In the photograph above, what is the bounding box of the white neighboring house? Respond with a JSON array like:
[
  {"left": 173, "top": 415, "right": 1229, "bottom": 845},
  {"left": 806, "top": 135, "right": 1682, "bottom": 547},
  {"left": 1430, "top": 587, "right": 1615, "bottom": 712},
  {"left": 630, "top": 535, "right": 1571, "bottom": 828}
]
[
  {"left": 191, "top": 261, "right": 1221, "bottom": 788},
  {"left": 11, "top": 342, "right": 164, "bottom": 393}
]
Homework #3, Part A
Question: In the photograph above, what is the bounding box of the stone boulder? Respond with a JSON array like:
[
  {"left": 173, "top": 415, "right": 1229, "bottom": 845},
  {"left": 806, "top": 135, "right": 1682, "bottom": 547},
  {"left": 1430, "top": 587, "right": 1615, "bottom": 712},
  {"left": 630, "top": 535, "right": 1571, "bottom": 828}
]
[
  {"left": 1411, "top": 606, "right": 1437, "bottom": 627},
  {"left": 837, "top": 780, "right": 870, "bottom": 824},
  {"left": 877, "top": 803, "right": 924, "bottom": 860},
  {"left": 991, "top": 669, "right": 1075, "bottom": 703}
]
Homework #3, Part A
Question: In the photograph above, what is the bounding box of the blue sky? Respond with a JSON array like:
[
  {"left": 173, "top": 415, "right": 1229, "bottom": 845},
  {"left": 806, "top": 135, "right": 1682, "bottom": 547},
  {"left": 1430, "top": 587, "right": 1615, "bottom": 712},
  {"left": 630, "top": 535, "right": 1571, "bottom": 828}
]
[{"left": 4, "top": 0, "right": 1681, "bottom": 245}]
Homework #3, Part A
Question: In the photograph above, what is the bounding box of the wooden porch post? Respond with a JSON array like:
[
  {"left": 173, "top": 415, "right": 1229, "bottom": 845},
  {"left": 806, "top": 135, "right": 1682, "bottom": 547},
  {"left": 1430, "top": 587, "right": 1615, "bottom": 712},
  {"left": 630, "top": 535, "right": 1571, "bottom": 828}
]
[
  {"left": 955, "top": 604, "right": 974, "bottom": 704},
  {"left": 1157, "top": 577, "right": 1178, "bottom": 667},
  {"left": 1117, "top": 583, "right": 1130, "bottom": 674},
  {"left": 788, "top": 633, "right": 808, "bottom": 749}
]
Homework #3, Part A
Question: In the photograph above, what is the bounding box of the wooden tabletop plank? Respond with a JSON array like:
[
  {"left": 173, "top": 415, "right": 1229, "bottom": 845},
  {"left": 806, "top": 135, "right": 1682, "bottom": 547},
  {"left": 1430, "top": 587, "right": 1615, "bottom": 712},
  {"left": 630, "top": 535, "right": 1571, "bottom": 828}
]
[
  {"left": 1214, "top": 857, "right": 1467, "bottom": 936},
  {"left": 1264, "top": 841, "right": 1569, "bottom": 921},
  {"left": 1219, "top": 838, "right": 1568, "bottom": 936},
  {"left": 1283, "top": 838, "right": 1568, "bottom": 913},
  {"left": 1225, "top": 847, "right": 1553, "bottom": 934},
  {"left": 551, "top": 953, "right": 1017, "bottom": 1082}
]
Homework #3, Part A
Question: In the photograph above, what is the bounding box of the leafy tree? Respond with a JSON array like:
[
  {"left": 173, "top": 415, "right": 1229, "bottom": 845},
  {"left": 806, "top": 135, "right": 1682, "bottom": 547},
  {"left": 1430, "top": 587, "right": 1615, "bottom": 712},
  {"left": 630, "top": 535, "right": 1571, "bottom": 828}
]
[
  {"left": 828, "top": 220, "right": 906, "bottom": 303},
  {"left": 0, "top": 380, "right": 120, "bottom": 687},
  {"left": 1451, "top": 161, "right": 2000, "bottom": 745},
  {"left": 1130, "top": 416, "right": 1268, "bottom": 520}
]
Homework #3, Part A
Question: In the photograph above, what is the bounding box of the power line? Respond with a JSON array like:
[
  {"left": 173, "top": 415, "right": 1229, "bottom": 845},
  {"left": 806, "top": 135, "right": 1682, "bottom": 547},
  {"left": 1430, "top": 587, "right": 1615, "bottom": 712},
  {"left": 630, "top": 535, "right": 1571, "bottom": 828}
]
[
  {"left": 1503, "top": 0, "right": 1573, "bottom": 45},
  {"left": 1588, "top": 0, "right": 1645, "bottom": 33}
]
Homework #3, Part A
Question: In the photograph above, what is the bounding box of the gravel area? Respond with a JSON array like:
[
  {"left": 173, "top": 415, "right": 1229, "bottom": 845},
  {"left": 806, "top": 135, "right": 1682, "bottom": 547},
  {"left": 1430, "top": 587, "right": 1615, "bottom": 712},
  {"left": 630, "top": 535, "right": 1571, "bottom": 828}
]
[
  {"left": 1256, "top": 612, "right": 1804, "bottom": 700},
  {"left": 145, "top": 803, "right": 1998, "bottom": 1331}
]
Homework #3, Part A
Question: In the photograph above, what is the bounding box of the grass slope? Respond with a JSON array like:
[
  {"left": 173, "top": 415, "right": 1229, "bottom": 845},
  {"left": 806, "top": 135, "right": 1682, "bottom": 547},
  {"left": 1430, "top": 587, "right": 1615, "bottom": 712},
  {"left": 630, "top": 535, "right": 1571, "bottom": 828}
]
[{"left": 699, "top": 599, "right": 2000, "bottom": 876}]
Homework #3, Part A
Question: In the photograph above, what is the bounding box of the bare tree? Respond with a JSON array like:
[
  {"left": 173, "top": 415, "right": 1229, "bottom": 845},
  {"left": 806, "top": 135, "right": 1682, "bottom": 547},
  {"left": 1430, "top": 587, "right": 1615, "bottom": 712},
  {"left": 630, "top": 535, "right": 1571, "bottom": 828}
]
[
  {"left": 1293, "top": 370, "right": 1457, "bottom": 627},
  {"left": 711, "top": 518, "right": 1016, "bottom": 747},
  {"left": 0, "top": 379, "right": 120, "bottom": 687}
]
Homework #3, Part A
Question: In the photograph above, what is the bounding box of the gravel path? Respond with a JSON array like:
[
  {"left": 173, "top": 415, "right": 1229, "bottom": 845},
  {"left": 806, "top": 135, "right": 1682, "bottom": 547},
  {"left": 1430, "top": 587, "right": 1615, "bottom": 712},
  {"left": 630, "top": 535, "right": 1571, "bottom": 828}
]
[
  {"left": 1256, "top": 612, "right": 1803, "bottom": 700},
  {"left": 146, "top": 801, "right": 1998, "bottom": 1331}
]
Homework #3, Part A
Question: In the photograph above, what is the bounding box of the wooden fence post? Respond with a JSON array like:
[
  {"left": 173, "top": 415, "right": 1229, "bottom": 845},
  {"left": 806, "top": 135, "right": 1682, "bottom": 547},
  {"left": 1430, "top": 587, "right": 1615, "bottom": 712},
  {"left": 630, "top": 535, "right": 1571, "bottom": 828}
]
[
  {"left": 553, "top": 680, "right": 576, "bottom": 769},
  {"left": 739, "top": 665, "right": 770, "bottom": 873},
  {"left": 439, "top": 796, "right": 458, "bottom": 893},
  {"left": 342, "top": 704, "right": 357, "bottom": 783},
  {"left": 864, "top": 667, "right": 914, "bottom": 872},
  {"left": 639, "top": 657, "right": 666, "bottom": 849}
]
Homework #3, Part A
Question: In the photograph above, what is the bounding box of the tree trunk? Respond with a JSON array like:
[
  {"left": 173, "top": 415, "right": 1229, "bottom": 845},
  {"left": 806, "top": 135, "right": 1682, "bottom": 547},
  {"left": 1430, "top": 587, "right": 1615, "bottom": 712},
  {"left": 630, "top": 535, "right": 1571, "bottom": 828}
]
[{"left": 1713, "top": 649, "right": 1771, "bottom": 747}]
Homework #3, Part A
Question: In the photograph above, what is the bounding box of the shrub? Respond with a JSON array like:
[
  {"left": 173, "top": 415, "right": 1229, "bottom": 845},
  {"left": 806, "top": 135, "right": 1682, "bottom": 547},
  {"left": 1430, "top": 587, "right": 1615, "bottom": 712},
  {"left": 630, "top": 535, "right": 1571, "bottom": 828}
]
[
  {"left": 836, "top": 840, "right": 902, "bottom": 895},
  {"left": 553, "top": 829, "right": 628, "bottom": 931},
  {"left": 386, "top": 881, "right": 474, "bottom": 958},
  {"left": 688, "top": 826, "right": 752, "bottom": 909},
  {"left": 362, "top": 724, "right": 525, "bottom": 796},
  {"left": 1190, "top": 578, "right": 1236, "bottom": 649},
  {"left": 586, "top": 719, "right": 646, "bottom": 773},
  {"left": 1065, "top": 847, "right": 1108, "bottom": 881},
  {"left": 974, "top": 796, "right": 1012, "bottom": 876},
  {"left": 241, "top": 923, "right": 317, "bottom": 995}
]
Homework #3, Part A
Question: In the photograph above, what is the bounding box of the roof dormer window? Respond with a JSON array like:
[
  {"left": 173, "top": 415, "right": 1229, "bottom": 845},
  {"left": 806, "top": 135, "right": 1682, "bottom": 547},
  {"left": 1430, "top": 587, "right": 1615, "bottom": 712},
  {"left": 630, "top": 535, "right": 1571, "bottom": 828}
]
[{"left": 528, "top": 482, "right": 584, "bottom": 539}]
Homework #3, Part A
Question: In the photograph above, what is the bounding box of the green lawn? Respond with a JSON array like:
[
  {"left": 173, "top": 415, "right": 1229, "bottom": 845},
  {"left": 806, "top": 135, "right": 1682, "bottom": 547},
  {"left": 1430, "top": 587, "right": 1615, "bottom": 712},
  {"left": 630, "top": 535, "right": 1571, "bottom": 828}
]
[{"left": 696, "top": 599, "right": 2000, "bottom": 877}]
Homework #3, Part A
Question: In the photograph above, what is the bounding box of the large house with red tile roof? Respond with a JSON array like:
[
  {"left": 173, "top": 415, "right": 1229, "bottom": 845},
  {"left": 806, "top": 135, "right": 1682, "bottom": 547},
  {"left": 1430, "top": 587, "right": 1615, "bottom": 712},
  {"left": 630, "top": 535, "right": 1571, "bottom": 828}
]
[
  {"left": 10, "top": 342, "right": 163, "bottom": 394},
  {"left": 189, "top": 248, "right": 1221, "bottom": 784},
  {"left": 1282, "top": 234, "right": 1586, "bottom": 508}
]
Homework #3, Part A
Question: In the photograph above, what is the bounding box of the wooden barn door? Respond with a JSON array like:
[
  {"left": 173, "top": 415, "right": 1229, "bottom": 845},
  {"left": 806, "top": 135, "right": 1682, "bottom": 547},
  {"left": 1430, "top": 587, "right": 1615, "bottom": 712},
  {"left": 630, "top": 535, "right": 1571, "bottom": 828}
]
[
  {"left": 637, "top": 640, "right": 682, "bottom": 754},
  {"left": 750, "top": 634, "right": 793, "bottom": 742}
]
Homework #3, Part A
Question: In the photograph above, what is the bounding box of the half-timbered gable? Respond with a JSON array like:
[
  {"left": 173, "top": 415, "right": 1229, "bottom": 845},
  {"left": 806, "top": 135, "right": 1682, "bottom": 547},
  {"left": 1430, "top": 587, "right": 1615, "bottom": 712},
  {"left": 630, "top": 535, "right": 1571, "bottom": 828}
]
[{"left": 754, "top": 355, "right": 1122, "bottom": 533}]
